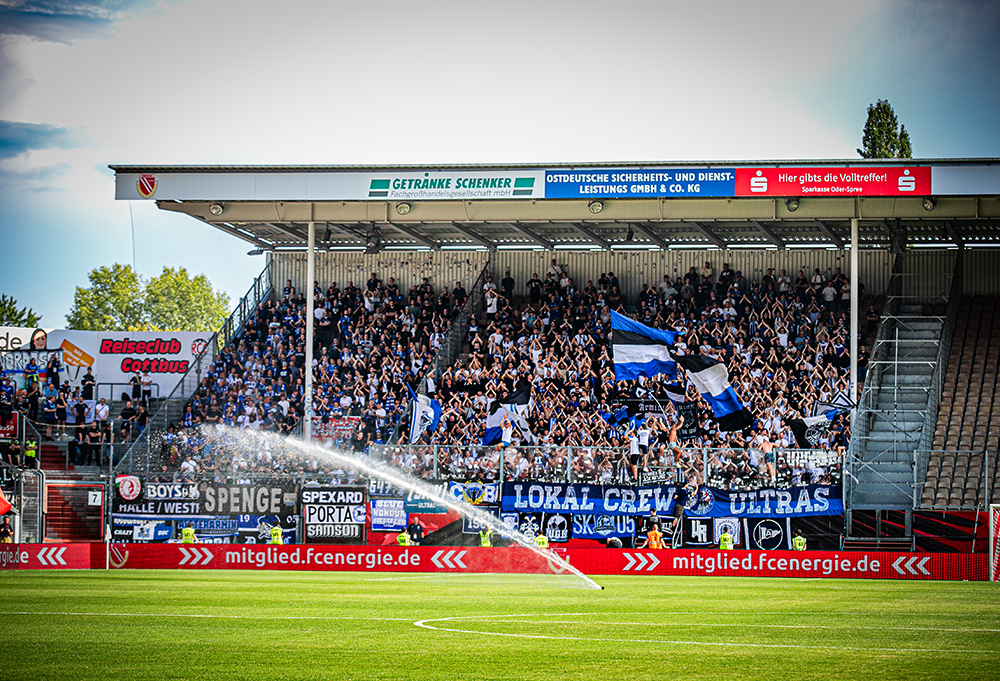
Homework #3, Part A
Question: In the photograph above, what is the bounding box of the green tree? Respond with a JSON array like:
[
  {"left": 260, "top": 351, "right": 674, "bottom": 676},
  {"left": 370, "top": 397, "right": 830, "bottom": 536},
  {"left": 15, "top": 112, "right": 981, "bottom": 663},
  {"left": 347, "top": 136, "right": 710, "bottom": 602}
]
[
  {"left": 857, "top": 99, "right": 913, "bottom": 159},
  {"left": 66, "top": 264, "right": 146, "bottom": 330},
  {"left": 145, "top": 267, "right": 230, "bottom": 332},
  {"left": 0, "top": 294, "right": 42, "bottom": 327},
  {"left": 66, "top": 264, "right": 229, "bottom": 332}
]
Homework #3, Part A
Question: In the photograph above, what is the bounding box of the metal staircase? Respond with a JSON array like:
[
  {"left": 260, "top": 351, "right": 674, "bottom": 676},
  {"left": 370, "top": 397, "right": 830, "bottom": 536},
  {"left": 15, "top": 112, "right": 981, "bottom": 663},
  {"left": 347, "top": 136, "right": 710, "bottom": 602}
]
[{"left": 847, "top": 251, "right": 959, "bottom": 531}]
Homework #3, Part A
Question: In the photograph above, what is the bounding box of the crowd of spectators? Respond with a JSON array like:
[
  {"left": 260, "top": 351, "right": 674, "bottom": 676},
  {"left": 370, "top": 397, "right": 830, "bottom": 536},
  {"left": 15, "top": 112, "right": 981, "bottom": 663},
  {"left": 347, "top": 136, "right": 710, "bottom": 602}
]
[{"left": 143, "top": 258, "right": 868, "bottom": 489}]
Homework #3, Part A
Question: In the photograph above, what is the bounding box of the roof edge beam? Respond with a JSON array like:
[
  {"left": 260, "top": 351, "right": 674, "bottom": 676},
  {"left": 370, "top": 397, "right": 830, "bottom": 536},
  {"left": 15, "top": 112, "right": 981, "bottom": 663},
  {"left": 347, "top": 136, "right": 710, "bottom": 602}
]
[
  {"left": 449, "top": 223, "right": 497, "bottom": 252},
  {"left": 814, "top": 220, "right": 844, "bottom": 249},
  {"left": 509, "top": 222, "right": 554, "bottom": 250},
  {"left": 751, "top": 221, "right": 785, "bottom": 249},
  {"left": 630, "top": 223, "right": 669, "bottom": 249},
  {"left": 385, "top": 223, "right": 441, "bottom": 251},
  {"left": 570, "top": 223, "right": 610, "bottom": 251},
  {"left": 684, "top": 221, "right": 726, "bottom": 249}
]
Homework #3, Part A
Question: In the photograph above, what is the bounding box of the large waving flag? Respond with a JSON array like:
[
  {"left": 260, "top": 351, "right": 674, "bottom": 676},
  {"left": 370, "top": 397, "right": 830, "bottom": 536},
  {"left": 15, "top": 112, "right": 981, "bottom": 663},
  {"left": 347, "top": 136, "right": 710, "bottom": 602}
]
[
  {"left": 610, "top": 310, "right": 678, "bottom": 381},
  {"left": 0, "top": 487, "right": 11, "bottom": 516},
  {"left": 483, "top": 383, "right": 536, "bottom": 445},
  {"left": 790, "top": 409, "right": 841, "bottom": 448},
  {"left": 408, "top": 384, "right": 442, "bottom": 443},
  {"left": 672, "top": 353, "right": 753, "bottom": 432}
]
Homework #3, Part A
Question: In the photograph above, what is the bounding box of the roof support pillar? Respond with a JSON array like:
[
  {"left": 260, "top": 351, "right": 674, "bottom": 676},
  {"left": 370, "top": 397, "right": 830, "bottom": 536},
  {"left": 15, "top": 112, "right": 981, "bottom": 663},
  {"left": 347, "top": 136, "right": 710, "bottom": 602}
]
[{"left": 304, "top": 221, "right": 314, "bottom": 444}]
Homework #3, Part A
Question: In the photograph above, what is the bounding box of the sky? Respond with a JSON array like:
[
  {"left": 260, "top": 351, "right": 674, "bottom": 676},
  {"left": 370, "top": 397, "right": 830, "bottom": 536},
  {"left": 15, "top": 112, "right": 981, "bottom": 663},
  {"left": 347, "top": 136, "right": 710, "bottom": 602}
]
[{"left": 1, "top": 0, "right": 999, "bottom": 326}]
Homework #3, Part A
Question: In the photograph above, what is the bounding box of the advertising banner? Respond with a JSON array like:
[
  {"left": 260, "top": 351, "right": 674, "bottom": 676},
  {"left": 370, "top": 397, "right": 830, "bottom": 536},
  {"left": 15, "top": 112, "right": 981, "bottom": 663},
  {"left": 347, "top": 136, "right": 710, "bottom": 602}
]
[
  {"left": 461, "top": 505, "right": 500, "bottom": 535},
  {"left": 0, "top": 413, "right": 19, "bottom": 441},
  {"left": 545, "top": 168, "right": 736, "bottom": 198},
  {"left": 448, "top": 481, "right": 498, "bottom": 505},
  {"left": 111, "top": 477, "right": 299, "bottom": 543},
  {"left": 313, "top": 416, "right": 361, "bottom": 443},
  {"left": 116, "top": 170, "right": 546, "bottom": 201},
  {"left": 502, "top": 482, "right": 841, "bottom": 518},
  {"left": 572, "top": 514, "right": 636, "bottom": 540},
  {"left": 734, "top": 166, "right": 931, "bottom": 197},
  {"left": 300, "top": 486, "right": 366, "bottom": 544},
  {"left": 0, "top": 327, "right": 210, "bottom": 397},
  {"left": 371, "top": 499, "right": 407, "bottom": 532},
  {"left": 82, "top": 543, "right": 986, "bottom": 581}
]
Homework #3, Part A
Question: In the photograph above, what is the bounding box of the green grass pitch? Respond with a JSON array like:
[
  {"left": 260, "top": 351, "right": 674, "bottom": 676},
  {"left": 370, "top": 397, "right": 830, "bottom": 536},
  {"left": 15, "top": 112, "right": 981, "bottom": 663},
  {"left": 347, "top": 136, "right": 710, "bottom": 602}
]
[{"left": 1, "top": 570, "right": 997, "bottom": 680}]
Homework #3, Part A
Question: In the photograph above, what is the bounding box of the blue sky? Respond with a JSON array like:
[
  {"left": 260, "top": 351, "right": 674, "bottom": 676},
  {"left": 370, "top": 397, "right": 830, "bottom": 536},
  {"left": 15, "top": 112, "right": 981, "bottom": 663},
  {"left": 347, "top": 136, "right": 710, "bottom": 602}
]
[{"left": 1, "top": 0, "right": 998, "bottom": 325}]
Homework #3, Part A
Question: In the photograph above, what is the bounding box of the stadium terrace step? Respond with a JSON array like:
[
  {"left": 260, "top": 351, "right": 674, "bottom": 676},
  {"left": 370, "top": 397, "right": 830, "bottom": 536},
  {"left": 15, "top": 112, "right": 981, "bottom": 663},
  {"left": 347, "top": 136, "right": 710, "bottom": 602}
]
[{"left": 44, "top": 486, "right": 103, "bottom": 542}]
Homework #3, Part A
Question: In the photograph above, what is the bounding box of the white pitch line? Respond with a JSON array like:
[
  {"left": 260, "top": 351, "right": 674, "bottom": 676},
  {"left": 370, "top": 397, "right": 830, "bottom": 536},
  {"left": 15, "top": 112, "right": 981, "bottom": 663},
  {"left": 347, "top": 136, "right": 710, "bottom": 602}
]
[
  {"left": 412, "top": 615, "right": 996, "bottom": 653},
  {"left": 0, "top": 612, "right": 414, "bottom": 621},
  {"left": 472, "top": 619, "right": 1000, "bottom": 633}
]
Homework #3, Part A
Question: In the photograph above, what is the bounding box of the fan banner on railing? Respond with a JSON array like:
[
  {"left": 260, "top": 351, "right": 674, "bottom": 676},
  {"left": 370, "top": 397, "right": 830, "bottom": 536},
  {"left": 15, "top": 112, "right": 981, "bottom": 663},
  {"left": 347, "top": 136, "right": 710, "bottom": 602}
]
[{"left": 501, "top": 482, "right": 842, "bottom": 518}]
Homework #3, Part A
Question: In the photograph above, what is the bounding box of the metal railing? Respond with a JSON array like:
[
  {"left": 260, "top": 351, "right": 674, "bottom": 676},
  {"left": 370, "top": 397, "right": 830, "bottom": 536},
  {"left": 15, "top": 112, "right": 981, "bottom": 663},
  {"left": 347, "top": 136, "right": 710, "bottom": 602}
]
[
  {"left": 367, "top": 444, "right": 843, "bottom": 489},
  {"left": 116, "top": 261, "right": 273, "bottom": 474}
]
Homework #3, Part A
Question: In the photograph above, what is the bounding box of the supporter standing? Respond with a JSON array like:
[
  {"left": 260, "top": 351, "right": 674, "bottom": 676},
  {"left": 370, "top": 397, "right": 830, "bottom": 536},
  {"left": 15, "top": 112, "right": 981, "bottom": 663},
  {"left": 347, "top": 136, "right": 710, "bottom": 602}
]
[
  {"left": 719, "top": 526, "right": 734, "bottom": 550},
  {"left": 181, "top": 523, "right": 198, "bottom": 543},
  {"left": 407, "top": 516, "right": 424, "bottom": 546},
  {"left": 639, "top": 522, "right": 665, "bottom": 549},
  {"left": 269, "top": 522, "right": 283, "bottom": 545},
  {"left": 792, "top": 529, "right": 807, "bottom": 551},
  {"left": 500, "top": 270, "right": 515, "bottom": 301},
  {"left": 0, "top": 516, "right": 12, "bottom": 543},
  {"left": 82, "top": 366, "right": 96, "bottom": 401}
]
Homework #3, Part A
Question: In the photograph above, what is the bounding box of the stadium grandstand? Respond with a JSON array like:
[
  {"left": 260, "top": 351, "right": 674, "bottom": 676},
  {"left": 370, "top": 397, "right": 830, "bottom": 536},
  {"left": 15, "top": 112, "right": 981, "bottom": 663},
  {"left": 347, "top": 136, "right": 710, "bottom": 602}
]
[{"left": 2, "top": 159, "right": 999, "bottom": 559}]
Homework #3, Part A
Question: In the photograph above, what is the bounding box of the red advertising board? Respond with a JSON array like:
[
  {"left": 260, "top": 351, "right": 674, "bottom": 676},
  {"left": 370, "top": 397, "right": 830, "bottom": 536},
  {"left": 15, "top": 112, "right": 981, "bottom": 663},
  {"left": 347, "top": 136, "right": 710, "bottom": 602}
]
[
  {"left": 88, "top": 544, "right": 985, "bottom": 581},
  {"left": 734, "top": 166, "right": 931, "bottom": 197},
  {"left": 3, "top": 543, "right": 986, "bottom": 581},
  {"left": 2, "top": 544, "right": 92, "bottom": 570},
  {"left": 0, "top": 414, "right": 18, "bottom": 441}
]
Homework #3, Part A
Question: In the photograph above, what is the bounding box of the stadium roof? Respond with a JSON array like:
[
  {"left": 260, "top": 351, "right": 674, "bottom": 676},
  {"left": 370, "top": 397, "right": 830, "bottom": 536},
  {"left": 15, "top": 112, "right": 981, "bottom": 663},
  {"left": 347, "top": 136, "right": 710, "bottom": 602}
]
[{"left": 111, "top": 159, "right": 1000, "bottom": 253}]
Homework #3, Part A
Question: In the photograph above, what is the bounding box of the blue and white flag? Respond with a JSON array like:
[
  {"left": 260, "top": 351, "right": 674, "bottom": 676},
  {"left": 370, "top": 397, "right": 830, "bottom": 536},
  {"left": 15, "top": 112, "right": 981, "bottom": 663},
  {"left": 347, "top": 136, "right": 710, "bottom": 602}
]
[
  {"left": 610, "top": 310, "right": 678, "bottom": 381},
  {"left": 483, "top": 383, "right": 536, "bottom": 445},
  {"left": 408, "top": 384, "right": 441, "bottom": 443},
  {"left": 672, "top": 353, "right": 753, "bottom": 432}
]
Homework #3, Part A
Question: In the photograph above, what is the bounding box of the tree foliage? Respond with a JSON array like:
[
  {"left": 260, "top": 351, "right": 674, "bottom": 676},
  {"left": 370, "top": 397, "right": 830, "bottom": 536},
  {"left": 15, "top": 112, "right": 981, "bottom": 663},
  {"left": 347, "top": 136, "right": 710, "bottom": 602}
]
[
  {"left": 66, "top": 264, "right": 230, "bottom": 332},
  {"left": 0, "top": 294, "right": 42, "bottom": 327},
  {"left": 145, "top": 267, "right": 230, "bottom": 332},
  {"left": 857, "top": 99, "right": 913, "bottom": 159}
]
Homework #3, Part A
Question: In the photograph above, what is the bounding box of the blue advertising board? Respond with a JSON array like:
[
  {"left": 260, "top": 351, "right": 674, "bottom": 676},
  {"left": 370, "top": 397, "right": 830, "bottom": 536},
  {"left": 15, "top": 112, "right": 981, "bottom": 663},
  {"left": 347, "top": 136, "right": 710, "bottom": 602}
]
[{"left": 545, "top": 168, "right": 736, "bottom": 198}]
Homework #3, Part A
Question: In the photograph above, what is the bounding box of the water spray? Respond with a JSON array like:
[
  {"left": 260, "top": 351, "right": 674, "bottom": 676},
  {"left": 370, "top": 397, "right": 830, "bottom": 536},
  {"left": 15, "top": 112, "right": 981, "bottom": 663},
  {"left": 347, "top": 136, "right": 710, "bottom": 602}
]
[{"left": 200, "top": 427, "right": 603, "bottom": 590}]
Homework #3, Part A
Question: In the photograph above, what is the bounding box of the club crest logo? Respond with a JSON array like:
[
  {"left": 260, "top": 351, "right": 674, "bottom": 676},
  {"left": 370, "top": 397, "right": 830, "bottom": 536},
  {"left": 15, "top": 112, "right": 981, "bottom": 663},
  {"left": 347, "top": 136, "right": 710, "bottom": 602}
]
[
  {"left": 136, "top": 174, "right": 158, "bottom": 199},
  {"left": 462, "top": 482, "right": 486, "bottom": 504},
  {"left": 686, "top": 486, "right": 714, "bottom": 514},
  {"left": 117, "top": 475, "right": 142, "bottom": 501}
]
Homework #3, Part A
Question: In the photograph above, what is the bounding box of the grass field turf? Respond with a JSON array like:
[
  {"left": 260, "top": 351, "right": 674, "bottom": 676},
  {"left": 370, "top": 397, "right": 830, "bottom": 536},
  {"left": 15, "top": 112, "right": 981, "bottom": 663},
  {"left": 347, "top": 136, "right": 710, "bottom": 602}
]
[{"left": 1, "top": 570, "right": 997, "bottom": 681}]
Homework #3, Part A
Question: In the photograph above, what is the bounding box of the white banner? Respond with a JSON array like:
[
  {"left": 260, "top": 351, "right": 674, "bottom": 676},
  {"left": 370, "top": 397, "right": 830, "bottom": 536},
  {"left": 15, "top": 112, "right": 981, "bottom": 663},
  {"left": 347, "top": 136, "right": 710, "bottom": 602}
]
[{"left": 0, "top": 327, "right": 210, "bottom": 397}]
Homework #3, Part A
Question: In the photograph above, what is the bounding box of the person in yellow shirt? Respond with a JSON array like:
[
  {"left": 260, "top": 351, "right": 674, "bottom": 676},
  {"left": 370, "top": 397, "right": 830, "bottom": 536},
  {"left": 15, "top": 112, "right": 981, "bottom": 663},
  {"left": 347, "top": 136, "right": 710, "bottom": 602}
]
[
  {"left": 269, "top": 523, "right": 283, "bottom": 545},
  {"left": 181, "top": 523, "right": 198, "bottom": 544}
]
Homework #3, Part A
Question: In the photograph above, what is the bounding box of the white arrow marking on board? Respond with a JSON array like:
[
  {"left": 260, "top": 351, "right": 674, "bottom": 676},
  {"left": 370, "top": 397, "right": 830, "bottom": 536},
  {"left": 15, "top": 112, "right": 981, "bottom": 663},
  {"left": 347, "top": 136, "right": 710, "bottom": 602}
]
[
  {"left": 200, "top": 548, "right": 213, "bottom": 565},
  {"left": 634, "top": 553, "right": 648, "bottom": 571},
  {"left": 190, "top": 548, "right": 204, "bottom": 566},
  {"left": 53, "top": 547, "right": 67, "bottom": 565},
  {"left": 892, "top": 557, "right": 906, "bottom": 575},
  {"left": 37, "top": 548, "right": 50, "bottom": 565},
  {"left": 623, "top": 553, "right": 637, "bottom": 571},
  {"left": 431, "top": 550, "right": 445, "bottom": 568},
  {"left": 178, "top": 547, "right": 192, "bottom": 565},
  {"left": 905, "top": 556, "right": 923, "bottom": 575},
  {"left": 646, "top": 553, "right": 660, "bottom": 571},
  {"left": 915, "top": 556, "right": 930, "bottom": 575},
  {"left": 452, "top": 551, "right": 467, "bottom": 569}
]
